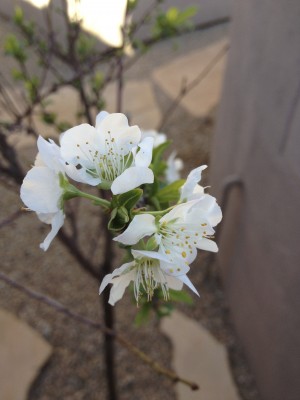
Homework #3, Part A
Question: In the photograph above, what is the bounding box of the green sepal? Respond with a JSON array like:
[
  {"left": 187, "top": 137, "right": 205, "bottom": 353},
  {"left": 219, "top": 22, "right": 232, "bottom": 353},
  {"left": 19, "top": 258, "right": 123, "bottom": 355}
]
[
  {"left": 145, "top": 236, "right": 158, "bottom": 251},
  {"left": 108, "top": 206, "right": 129, "bottom": 232},
  {"left": 156, "top": 179, "right": 185, "bottom": 203},
  {"left": 109, "top": 189, "right": 143, "bottom": 232},
  {"left": 59, "top": 173, "right": 81, "bottom": 201}
]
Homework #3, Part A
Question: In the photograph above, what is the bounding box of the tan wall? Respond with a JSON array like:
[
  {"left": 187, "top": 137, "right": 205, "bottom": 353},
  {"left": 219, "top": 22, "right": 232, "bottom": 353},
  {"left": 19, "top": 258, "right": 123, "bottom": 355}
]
[{"left": 210, "top": 2, "right": 300, "bottom": 400}]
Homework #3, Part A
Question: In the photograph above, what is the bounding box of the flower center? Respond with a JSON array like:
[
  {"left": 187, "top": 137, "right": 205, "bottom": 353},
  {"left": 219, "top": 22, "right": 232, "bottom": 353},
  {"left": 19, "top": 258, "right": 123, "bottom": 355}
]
[
  {"left": 134, "top": 259, "right": 169, "bottom": 302},
  {"left": 75, "top": 135, "right": 133, "bottom": 184}
]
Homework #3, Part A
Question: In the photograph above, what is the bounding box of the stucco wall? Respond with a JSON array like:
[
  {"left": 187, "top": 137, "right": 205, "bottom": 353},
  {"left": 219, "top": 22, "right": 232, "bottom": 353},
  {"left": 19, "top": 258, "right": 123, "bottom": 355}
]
[{"left": 210, "top": 2, "right": 300, "bottom": 400}]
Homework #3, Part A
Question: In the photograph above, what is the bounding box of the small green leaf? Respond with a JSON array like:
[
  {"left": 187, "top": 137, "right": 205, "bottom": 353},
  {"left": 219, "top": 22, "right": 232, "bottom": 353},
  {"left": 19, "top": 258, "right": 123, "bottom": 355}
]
[
  {"left": 91, "top": 71, "right": 104, "bottom": 93},
  {"left": 4, "top": 34, "right": 27, "bottom": 63},
  {"left": 134, "top": 302, "right": 152, "bottom": 326},
  {"left": 152, "top": 140, "right": 171, "bottom": 170},
  {"left": 156, "top": 303, "right": 173, "bottom": 318},
  {"left": 116, "top": 188, "right": 143, "bottom": 211},
  {"left": 56, "top": 121, "right": 72, "bottom": 133},
  {"left": 156, "top": 179, "right": 185, "bottom": 202},
  {"left": 11, "top": 69, "right": 25, "bottom": 81},
  {"left": 13, "top": 6, "right": 24, "bottom": 25},
  {"left": 42, "top": 112, "right": 56, "bottom": 125},
  {"left": 169, "top": 289, "right": 193, "bottom": 305}
]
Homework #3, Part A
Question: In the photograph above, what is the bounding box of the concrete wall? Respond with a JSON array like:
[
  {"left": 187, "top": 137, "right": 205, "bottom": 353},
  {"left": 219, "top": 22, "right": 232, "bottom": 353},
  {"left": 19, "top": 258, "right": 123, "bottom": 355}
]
[{"left": 210, "top": 1, "right": 300, "bottom": 400}]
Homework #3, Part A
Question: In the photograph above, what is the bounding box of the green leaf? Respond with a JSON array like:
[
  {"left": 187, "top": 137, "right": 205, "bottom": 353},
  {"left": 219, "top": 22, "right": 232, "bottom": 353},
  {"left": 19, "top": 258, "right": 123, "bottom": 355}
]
[
  {"left": 56, "top": 121, "right": 72, "bottom": 133},
  {"left": 152, "top": 140, "right": 171, "bottom": 169},
  {"left": 152, "top": 6, "right": 197, "bottom": 39},
  {"left": 156, "top": 179, "right": 185, "bottom": 202},
  {"left": 13, "top": 6, "right": 24, "bottom": 25},
  {"left": 134, "top": 302, "right": 152, "bottom": 326},
  {"left": 115, "top": 188, "right": 143, "bottom": 211},
  {"left": 169, "top": 289, "right": 193, "bottom": 305},
  {"left": 156, "top": 303, "right": 173, "bottom": 318},
  {"left": 75, "top": 33, "right": 96, "bottom": 60},
  {"left": 4, "top": 34, "right": 27, "bottom": 63},
  {"left": 91, "top": 71, "right": 104, "bottom": 93},
  {"left": 24, "top": 76, "right": 40, "bottom": 102},
  {"left": 11, "top": 69, "right": 25, "bottom": 81},
  {"left": 42, "top": 112, "right": 56, "bottom": 125}
]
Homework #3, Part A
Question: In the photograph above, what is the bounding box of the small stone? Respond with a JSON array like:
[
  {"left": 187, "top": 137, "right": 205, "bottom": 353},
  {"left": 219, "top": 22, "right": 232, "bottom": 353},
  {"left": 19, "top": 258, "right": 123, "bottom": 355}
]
[
  {"left": 161, "top": 310, "right": 241, "bottom": 400},
  {"left": 0, "top": 308, "right": 52, "bottom": 400}
]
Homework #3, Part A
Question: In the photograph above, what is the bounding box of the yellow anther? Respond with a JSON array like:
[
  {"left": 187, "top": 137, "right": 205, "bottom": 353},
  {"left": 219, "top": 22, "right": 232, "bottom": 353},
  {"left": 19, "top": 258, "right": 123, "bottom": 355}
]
[{"left": 181, "top": 251, "right": 187, "bottom": 258}]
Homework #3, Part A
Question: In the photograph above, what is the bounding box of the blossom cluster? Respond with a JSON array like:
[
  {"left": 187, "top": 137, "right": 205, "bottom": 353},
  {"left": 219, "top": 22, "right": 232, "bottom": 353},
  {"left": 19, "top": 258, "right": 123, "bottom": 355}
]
[{"left": 20, "top": 111, "right": 222, "bottom": 306}]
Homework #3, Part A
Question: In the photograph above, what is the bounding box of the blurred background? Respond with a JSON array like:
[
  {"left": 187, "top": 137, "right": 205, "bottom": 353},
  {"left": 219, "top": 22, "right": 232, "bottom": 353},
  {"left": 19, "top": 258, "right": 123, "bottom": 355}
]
[{"left": 1, "top": 1, "right": 299, "bottom": 400}]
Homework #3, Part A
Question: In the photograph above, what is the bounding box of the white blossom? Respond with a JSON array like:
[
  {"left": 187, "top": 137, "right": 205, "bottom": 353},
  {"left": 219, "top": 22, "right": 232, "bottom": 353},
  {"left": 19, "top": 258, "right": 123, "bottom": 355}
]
[
  {"left": 165, "top": 151, "right": 184, "bottom": 183},
  {"left": 141, "top": 129, "right": 184, "bottom": 183},
  {"left": 180, "top": 165, "right": 207, "bottom": 201},
  {"left": 60, "top": 111, "right": 154, "bottom": 195},
  {"left": 20, "top": 136, "right": 66, "bottom": 251},
  {"left": 99, "top": 249, "right": 198, "bottom": 305},
  {"left": 115, "top": 193, "right": 222, "bottom": 266},
  {"left": 141, "top": 129, "right": 167, "bottom": 148}
]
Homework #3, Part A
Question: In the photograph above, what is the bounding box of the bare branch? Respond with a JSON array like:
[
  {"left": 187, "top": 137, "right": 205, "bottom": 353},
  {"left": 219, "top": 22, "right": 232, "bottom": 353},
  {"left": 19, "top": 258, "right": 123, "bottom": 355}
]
[
  {"left": 0, "top": 271, "right": 199, "bottom": 391},
  {"left": 158, "top": 42, "right": 230, "bottom": 131}
]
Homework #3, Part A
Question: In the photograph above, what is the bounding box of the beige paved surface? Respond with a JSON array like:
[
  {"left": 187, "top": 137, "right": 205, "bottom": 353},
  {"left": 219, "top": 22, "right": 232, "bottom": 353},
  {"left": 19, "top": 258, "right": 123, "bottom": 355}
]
[
  {"left": 161, "top": 310, "right": 241, "bottom": 400},
  {"left": 0, "top": 308, "right": 52, "bottom": 400},
  {"left": 152, "top": 25, "right": 229, "bottom": 117},
  {"left": 104, "top": 80, "right": 161, "bottom": 129}
]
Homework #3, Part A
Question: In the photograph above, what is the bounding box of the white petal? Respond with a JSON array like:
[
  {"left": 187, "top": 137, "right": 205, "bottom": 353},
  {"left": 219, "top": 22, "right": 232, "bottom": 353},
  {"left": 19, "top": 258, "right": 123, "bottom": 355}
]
[
  {"left": 132, "top": 249, "right": 172, "bottom": 263},
  {"left": 95, "top": 111, "right": 109, "bottom": 128},
  {"left": 134, "top": 137, "right": 154, "bottom": 167},
  {"left": 108, "top": 271, "right": 135, "bottom": 306},
  {"left": 20, "top": 166, "right": 62, "bottom": 214},
  {"left": 141, "top": 130, "right": 167, "bottom": 147},
  {"left": 39, "top": 210, "right": 64, "bottom": 251},
  {"left": 166, "top": 152, "right": 183, "bottom": 183},
  {"left": 180, "top": 165, "right": 207, "bottom": 201},
  {"left": 114, "top": 214, "right": 157, "bottom": 245},
  {"left": 178, "top": 274, "right": 199, "bottom": 296},
  {"left": 65, "top": 164, "right": 101, "bottom": 186},
  {"left": 160, "top": 259, "right": 190, "bottom": 277},
  {"left": 196, "top": 237, "right": 219, "bottom": 253},
  {"left": 160, "top": 201, "right": 195, "bottom": 224},
  {"left": 99, "top": 262, "right": 134, "bottom": 294},
  {"left": 187, "top": 194, "right": 222, "bottom": 227},
  {"left": 111, "top": 167, "right": 154, "bottom": 195},
  {"left": 37, "top": 136, "right": 63, "bottom": 173},
  {"left": 166, "top": 275, "right": 184, "bottom": 291},
  {"left": 96, "top": 112, "right": 141, "bottom": 154},
  {"left": 60, "top": 124, "right": 97, "bottom": 168}
]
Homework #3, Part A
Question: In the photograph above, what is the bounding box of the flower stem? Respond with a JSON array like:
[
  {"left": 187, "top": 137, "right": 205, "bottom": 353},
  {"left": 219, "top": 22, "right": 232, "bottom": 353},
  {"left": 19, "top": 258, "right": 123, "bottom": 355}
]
[
  {"left": 133, "top": 206, "right": 174, "bottom": 216},
  {"left": 77, "top": 191, "right": 111, "bottom": 210}
]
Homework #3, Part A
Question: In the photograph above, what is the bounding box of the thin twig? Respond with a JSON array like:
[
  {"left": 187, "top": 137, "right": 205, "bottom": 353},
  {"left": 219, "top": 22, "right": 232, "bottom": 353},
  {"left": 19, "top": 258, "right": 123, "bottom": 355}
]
[
  {"left": 0, "top": 271, "right": 199, "bottom": 391},
  {"left": 158, "top": 42, "right": 230, "bottom": 131},
  {"left": 0, "top": 209, "right": 23, "bottom": 229}
]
